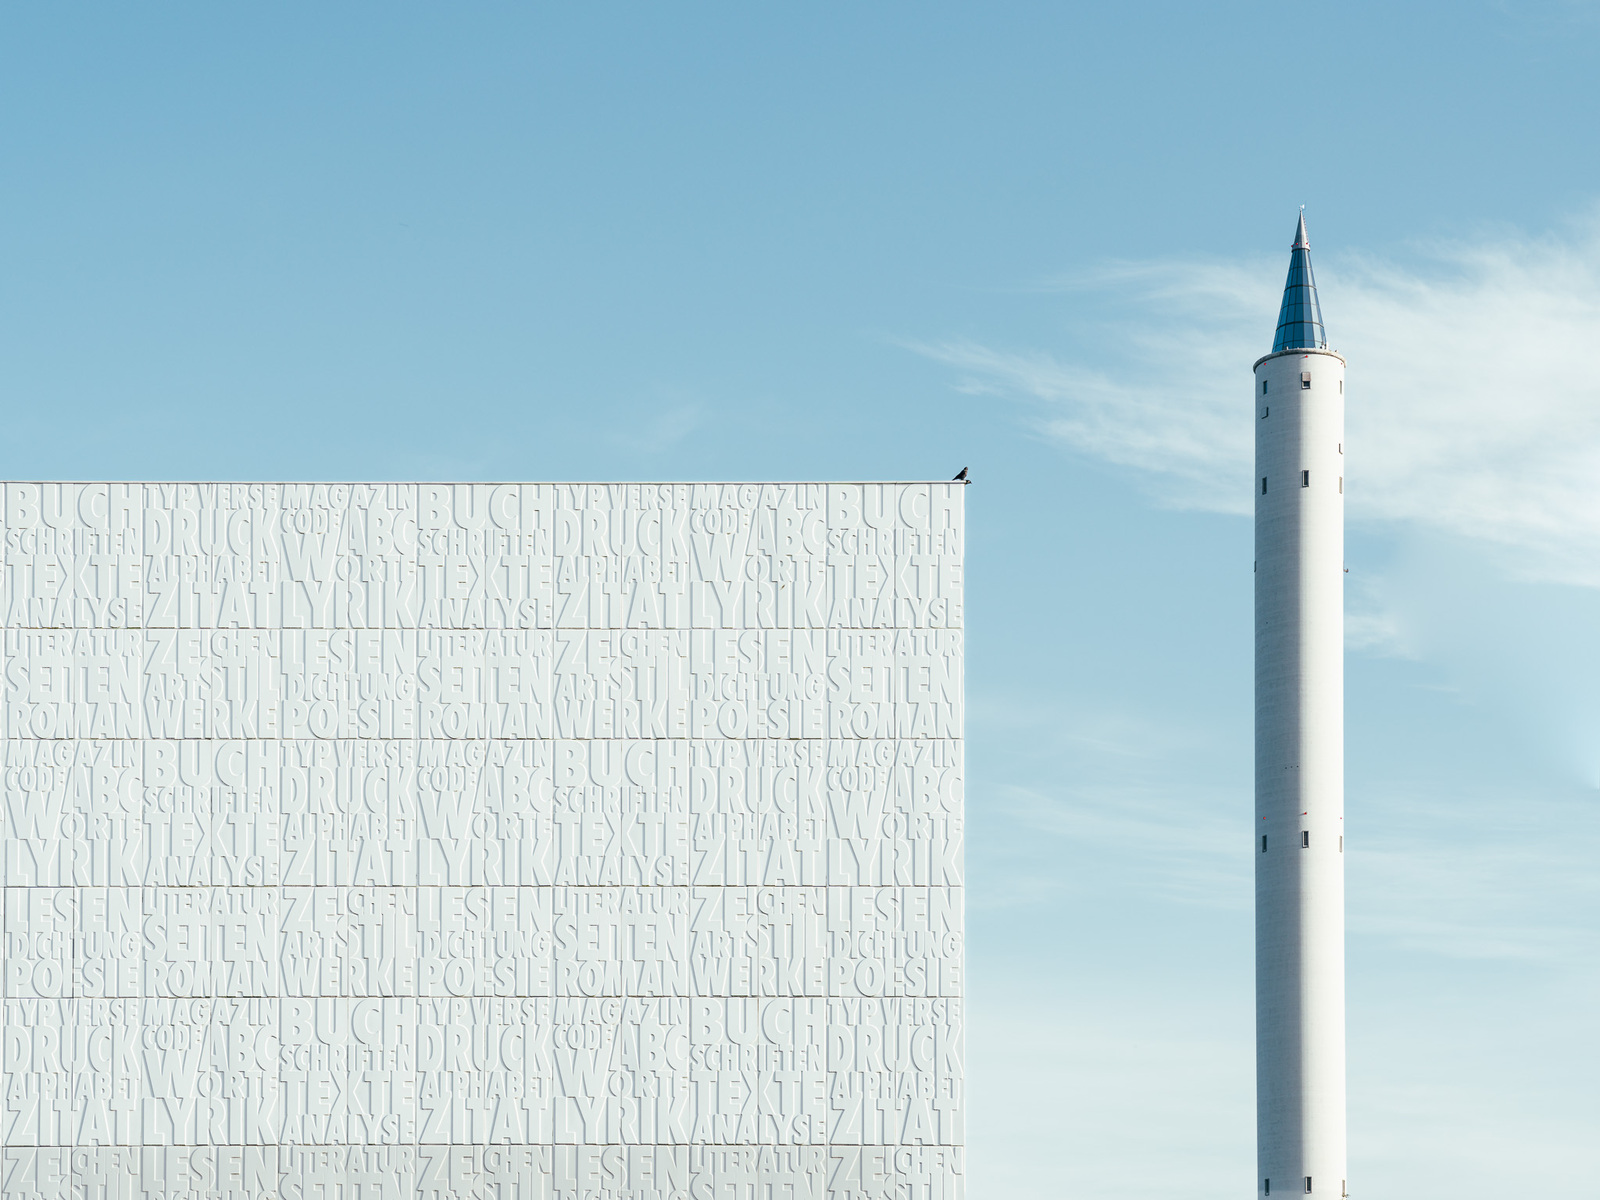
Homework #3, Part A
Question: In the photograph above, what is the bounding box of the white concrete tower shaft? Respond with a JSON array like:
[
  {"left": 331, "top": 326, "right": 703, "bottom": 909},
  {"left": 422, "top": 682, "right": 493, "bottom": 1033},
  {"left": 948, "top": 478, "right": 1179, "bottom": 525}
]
[{"left": 1253, "top": 212, "right": 1347, "bottom": 1199}]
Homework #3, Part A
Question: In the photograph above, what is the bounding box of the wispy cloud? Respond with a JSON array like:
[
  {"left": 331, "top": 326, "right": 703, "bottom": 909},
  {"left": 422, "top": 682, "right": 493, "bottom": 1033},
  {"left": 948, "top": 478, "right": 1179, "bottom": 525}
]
[
  {"left": 607, "top": 400, "right": 706, "bottom": 455},
  {"left": 969, "top": 696, "right": 1600, "bottom": 963},
  {"left": 967, "top": 694, "right": 1249, "bottom": 911},
  {"left": 915, "top": 216, "right": 1600, "bottom": 585},
  {"left": 1350, "top": 786, "right": 1600, "bottom": 962},
  {"left": 912, "top": 260, "right": 1261, "bottom": 515}
]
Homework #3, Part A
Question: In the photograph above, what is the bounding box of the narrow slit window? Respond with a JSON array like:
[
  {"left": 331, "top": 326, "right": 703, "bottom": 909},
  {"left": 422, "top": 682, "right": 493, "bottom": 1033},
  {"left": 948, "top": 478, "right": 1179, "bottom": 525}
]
[
  {"left": 1304, "top": 1178, "right": 1312, "bottom": 1194},
  {"left": 1338, "top": 442, "right": 1342, "bottom": 453},
  {"left": 1301, "top": 470, "right": 1310, "bottom": 487},
  {"left": 1301, "top": 831, "right": 1310, "bottom": 848},
  {"left": 1300, "top": 372, "right": 1311, "bottom": 389},
  {"left": 1339, "top": 380, "right": 1343, "bottom": 393},
  {"left": 1261, "top": 477, "right": 1268, "bottom": 495},
  {"left": 1263, "top": 380, "right": 1269, "bottom": 394},
  {"left": 1261, "top": 406, "right": 1269, "bottom": 419},
  {"left": 1264, "top": 1181, "right": 1270, "bottom": 1196},
  {"left": 1262, "top": 835, "right": 1268, "bottom": 852},
  {"left": 1339, "top": 836, "right": 1343, "bottom": 852},
  {"left": 1339, "top": 477, "right": 1343, "bottom": 494}
]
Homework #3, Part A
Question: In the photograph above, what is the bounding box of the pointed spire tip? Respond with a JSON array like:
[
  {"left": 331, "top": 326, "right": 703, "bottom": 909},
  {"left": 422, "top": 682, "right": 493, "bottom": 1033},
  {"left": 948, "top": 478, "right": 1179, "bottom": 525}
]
[{"left": 1271, "top": 211, "right": 1326, "bottom": 353}]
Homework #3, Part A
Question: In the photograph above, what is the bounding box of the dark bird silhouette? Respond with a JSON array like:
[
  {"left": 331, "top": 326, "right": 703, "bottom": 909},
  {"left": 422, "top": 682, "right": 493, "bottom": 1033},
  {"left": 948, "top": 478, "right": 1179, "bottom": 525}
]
[{"left": 952, "top": 468, "right": 969, "bottom": 482}]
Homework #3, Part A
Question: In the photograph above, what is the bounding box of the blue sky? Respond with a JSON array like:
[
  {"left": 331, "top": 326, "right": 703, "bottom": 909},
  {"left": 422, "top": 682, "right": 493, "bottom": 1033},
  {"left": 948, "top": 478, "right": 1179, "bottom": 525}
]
[{"left": 4, "top": 3, "right": 1599, "bottom": 1196}]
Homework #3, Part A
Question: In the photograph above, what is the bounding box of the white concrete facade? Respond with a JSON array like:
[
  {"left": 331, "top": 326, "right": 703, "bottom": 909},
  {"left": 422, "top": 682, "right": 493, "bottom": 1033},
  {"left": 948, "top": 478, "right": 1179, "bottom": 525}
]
[
  {"left": 1254, "top": 350, "right": 1347, "bottom": 1199},
  {"left": 0, "top": 481, "right": 964, "bottom": 1199}
]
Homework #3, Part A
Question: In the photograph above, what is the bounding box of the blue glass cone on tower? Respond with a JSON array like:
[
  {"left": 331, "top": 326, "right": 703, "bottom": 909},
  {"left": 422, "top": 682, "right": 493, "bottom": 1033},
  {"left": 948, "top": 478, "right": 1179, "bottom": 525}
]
[{"left": 1271, "top": 211, "right": 1327, "bottom": 352}]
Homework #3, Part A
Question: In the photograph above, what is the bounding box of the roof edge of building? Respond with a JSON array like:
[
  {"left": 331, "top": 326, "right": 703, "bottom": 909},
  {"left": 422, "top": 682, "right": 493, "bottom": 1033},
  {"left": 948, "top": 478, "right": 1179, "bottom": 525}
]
[{"left": 1252, "top": 347, "right": 1346, "bottom": 371}]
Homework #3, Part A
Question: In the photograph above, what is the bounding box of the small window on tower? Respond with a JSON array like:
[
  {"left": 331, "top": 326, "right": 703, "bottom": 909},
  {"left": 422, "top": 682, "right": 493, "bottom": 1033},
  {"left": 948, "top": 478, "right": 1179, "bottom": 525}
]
[
  {"left": 1304, "top": 1178, "right": 1313, "bottom": 1194},
  {"left": 1339, "top": 836, "right": 1344, "bottom": 852},
  {"left": 1301, "top": 831, "right": 1310, "bottom": 848},
  {"left": 1339, "top": 380, "right": 1343, "bottom": 393},
  {"left": 1338, "top": 442, "right": 1343, "bottom": 454},
  {"left": 1262, "top": 835, "right": 1268, "bottom": 852},
  {"left": 1261, "top": 477, "right": 1268, "bottom": 495},
  {"left": 1264, "top": 1181, "right": 1271, "bottom": 1196},
  {"left": 1301, "top": 470, "right": 1310, "bottom": 487},
  {"left": 1263, "top": 380, "right": 1269, "bottom": 394},
  {"left": 1262, "top": 407, "right": 1269, "bottom": 419},
  {"left": 1339, "top": 477, "right": 1343, "bottom": 494},
  {"left": 1300, "top": 372, "right": 1312, "bottom": 389}
]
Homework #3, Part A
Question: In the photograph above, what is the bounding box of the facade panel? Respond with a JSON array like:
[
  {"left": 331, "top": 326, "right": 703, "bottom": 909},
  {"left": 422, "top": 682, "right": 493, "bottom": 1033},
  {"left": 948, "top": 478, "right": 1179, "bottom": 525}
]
[{"left": 0, "top": 481, "right": 964, "bottom": 1198}]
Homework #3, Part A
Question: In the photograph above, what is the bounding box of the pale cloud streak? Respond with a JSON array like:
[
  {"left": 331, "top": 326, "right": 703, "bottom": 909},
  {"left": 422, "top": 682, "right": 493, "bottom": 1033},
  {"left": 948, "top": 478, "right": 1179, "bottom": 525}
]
[
  {"left": 917, "top": 217, "right": 1600, "bottom": 585},
  {"left": 607, "top": 399, "right": 706, "bottom": 455}
]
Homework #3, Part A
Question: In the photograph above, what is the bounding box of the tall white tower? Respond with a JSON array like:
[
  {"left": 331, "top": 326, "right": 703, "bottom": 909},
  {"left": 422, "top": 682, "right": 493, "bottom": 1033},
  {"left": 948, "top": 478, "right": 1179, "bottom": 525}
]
[{"left": 1254, "top": 211, "right": 1346, "bottom": 1199}]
